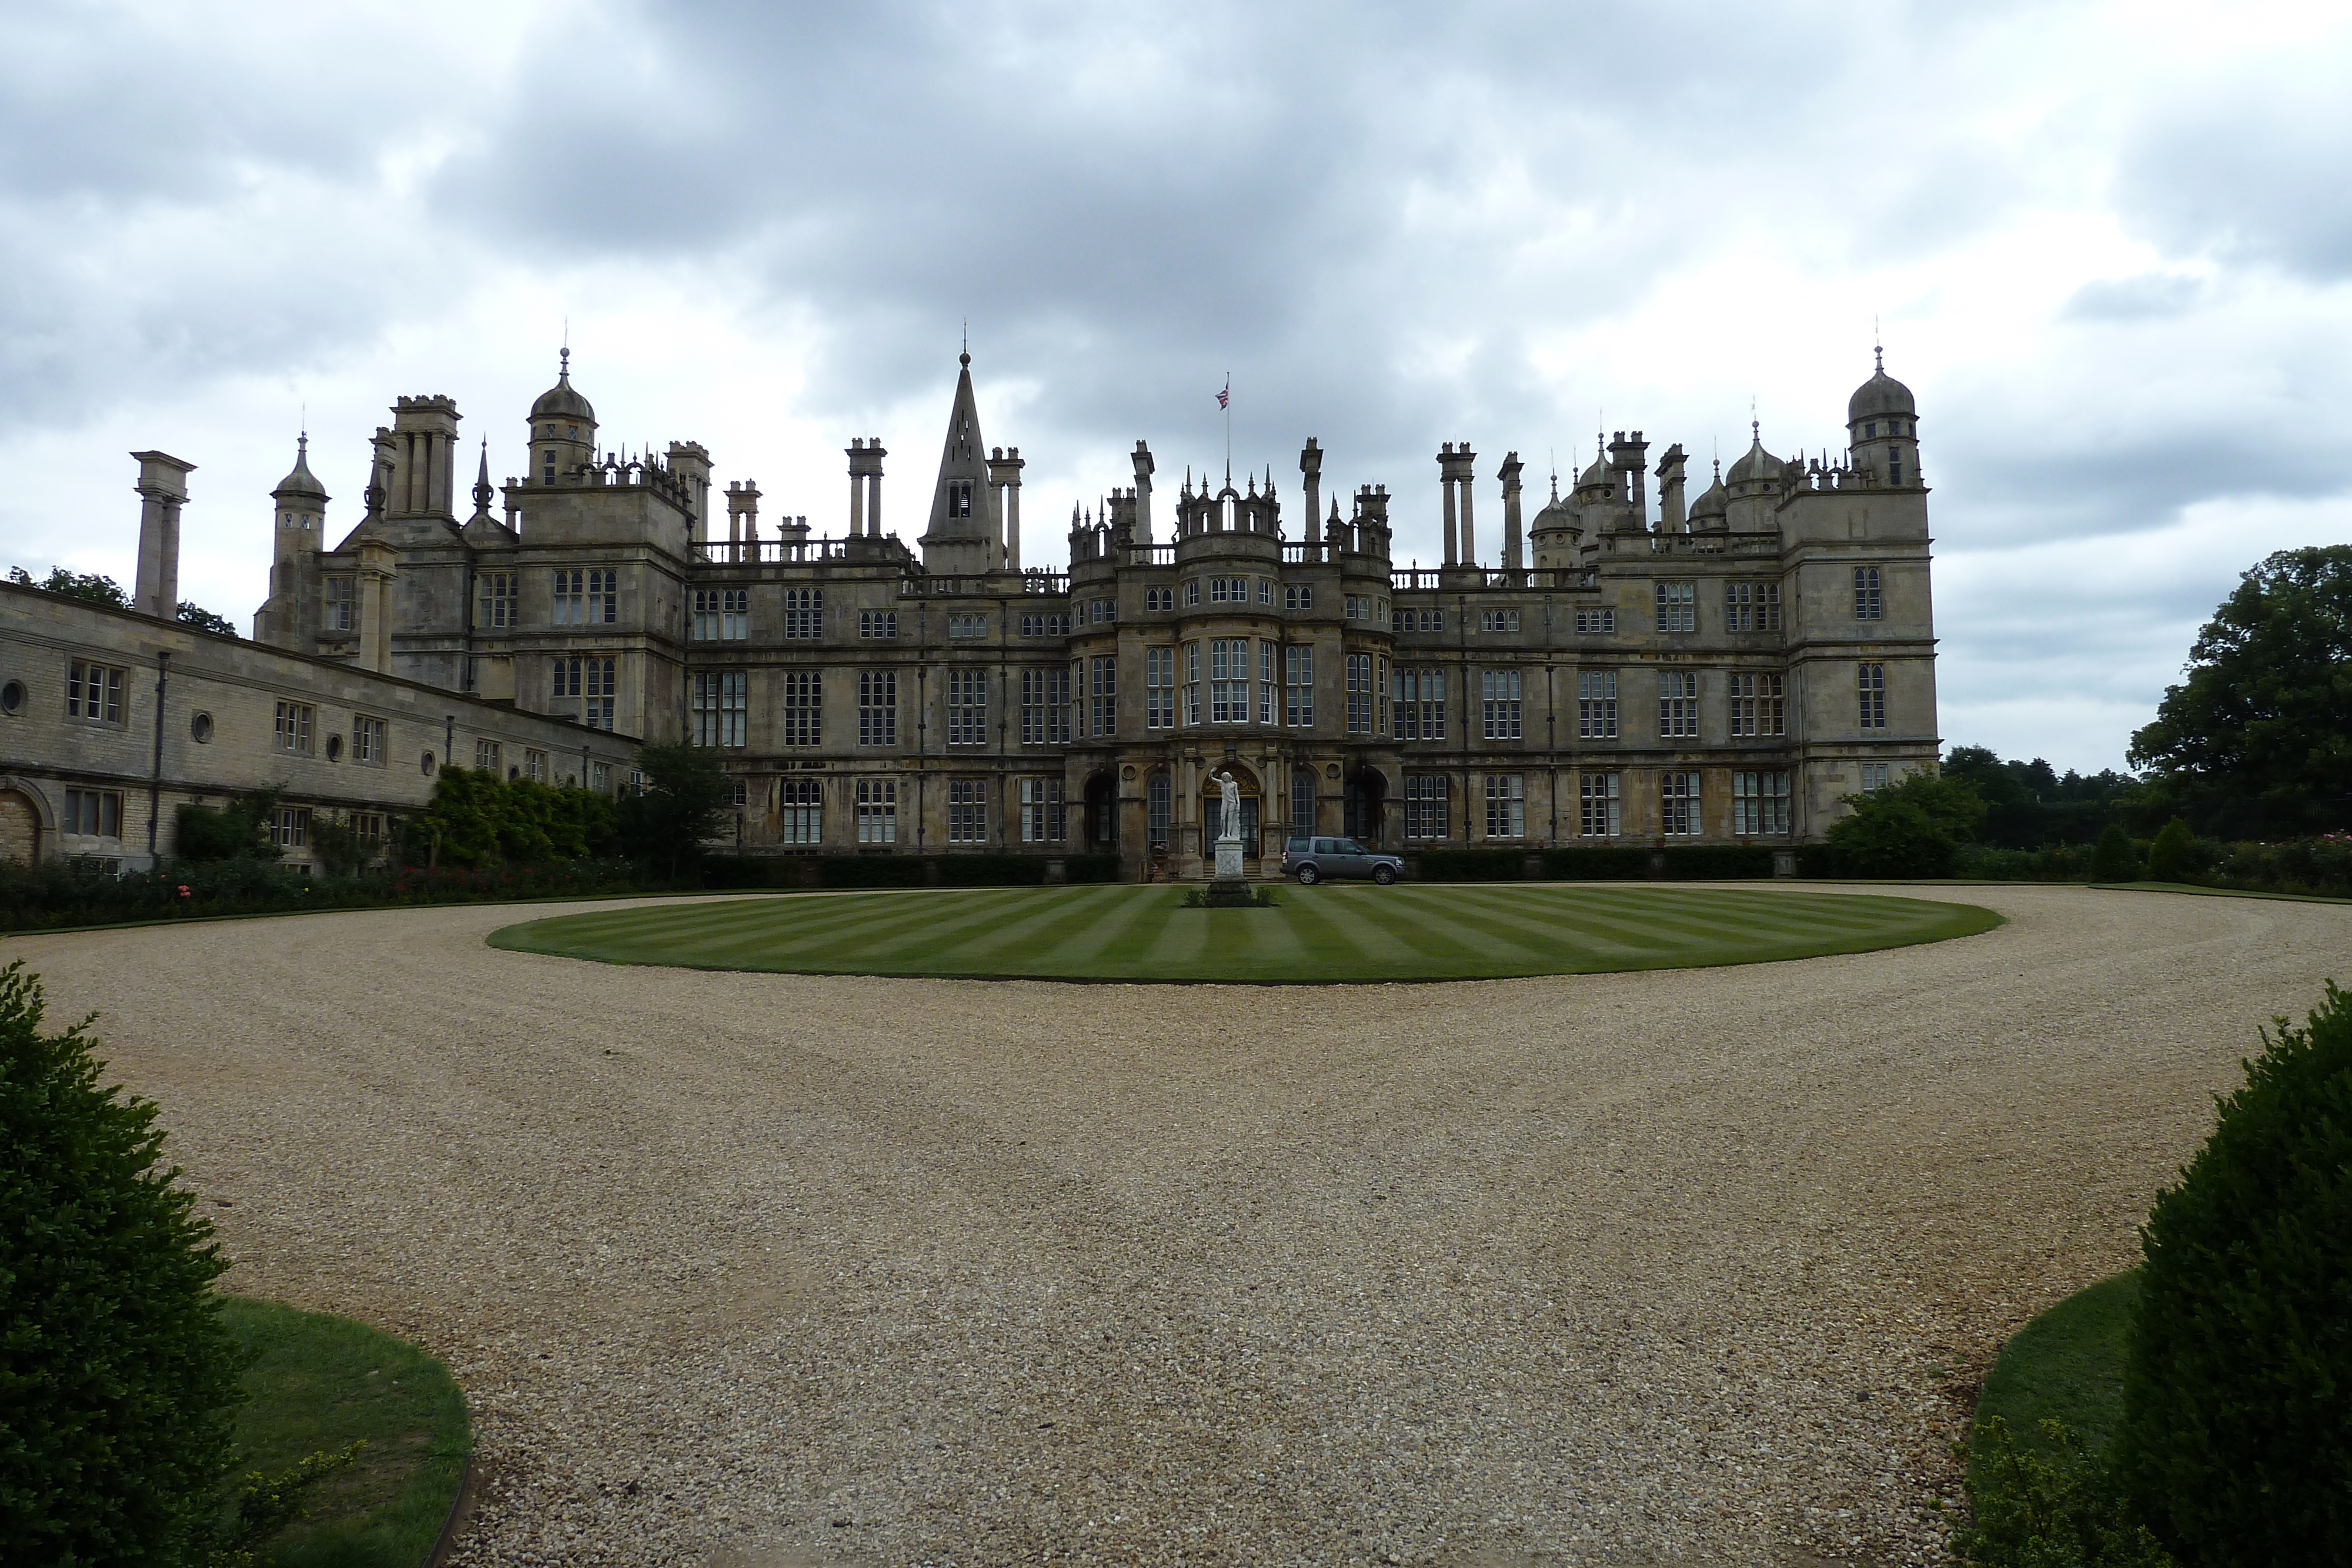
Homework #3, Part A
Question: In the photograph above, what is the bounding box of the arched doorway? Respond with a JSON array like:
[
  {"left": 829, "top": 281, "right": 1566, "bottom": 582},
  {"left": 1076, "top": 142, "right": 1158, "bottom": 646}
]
[
  {"left": 1344, "top": 767, "right": 1388, "bottom": 847},
  {"left": 0, "top": 788, "right": 40, "bottom": 864},
  {"left": 1084, "top": 773, "right": 1117, "bottom": 852}
]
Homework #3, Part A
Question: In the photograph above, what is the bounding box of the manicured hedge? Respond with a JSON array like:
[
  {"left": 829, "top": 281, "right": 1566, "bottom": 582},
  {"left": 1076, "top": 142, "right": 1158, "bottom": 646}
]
[
  {"left": 700, "top": 851, "right": 1127, "bottom": 891},
  {"left": 1541, "top": 846, "right": 1654, "bottom": 880},
  {"left": 1413, "top": 849, "right": 1526, "bottom": 881},
  {"left": 1659, "top": 844, "right": 1776, "bottom": 879}
]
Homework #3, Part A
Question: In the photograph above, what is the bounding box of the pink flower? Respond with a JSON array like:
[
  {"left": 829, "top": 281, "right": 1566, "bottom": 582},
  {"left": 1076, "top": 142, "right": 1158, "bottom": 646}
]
[{"left": 177, "top": 885, "right": 192, "bottom": 897}]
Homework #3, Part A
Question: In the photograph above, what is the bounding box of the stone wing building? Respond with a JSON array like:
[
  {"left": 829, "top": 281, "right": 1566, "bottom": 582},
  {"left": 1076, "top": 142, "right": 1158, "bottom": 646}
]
[{"left": 2, "top": 347, "right": 1936, "bottom": 875}]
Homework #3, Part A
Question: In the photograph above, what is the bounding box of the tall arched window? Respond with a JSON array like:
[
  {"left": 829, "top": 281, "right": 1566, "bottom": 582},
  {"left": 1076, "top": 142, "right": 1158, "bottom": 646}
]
[{"left": 1147, "top": 773, "right": 1172, "bottom": 848}]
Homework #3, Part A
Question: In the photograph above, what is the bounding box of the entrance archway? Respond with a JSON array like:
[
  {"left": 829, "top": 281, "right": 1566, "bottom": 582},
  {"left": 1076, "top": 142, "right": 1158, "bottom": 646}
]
[
  {"left": 1344, "top": 767, "right": 1388, "bottom": 848},
  {"left": 1084, "top": 773, "right": 1117, "bottom": 852}
]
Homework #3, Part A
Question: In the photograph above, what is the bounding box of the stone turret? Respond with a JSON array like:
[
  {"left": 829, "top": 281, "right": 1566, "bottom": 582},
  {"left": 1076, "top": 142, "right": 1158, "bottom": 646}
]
[
  {"left": 1847, "top": 349, "right": 1922, "bottom": 489},
  {"left": 527, "top": 349, "right": 597, "bottom": 488}
]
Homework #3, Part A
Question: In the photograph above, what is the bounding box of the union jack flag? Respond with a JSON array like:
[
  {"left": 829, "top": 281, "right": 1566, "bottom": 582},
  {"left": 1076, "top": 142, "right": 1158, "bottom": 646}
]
[{"left": 1217, "top": 379, "right": 1230, "bottom": 410}]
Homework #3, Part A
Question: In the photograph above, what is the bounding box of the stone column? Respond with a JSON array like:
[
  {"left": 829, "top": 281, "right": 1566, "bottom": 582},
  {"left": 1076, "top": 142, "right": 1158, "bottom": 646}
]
[
  {"left": 1005, "top": 447, "right": 1024, "bottom": 571},
  {"left": 132, "top": 450, "right": 195, "bottom": 618},
  {"left": 847, "top": 440, "right": 867, "bottom": 535},
  {"left": 1439, "top": 444, "right": 1458, "bottom": 566},
  {"left": 867, "top": 471, "right": 882, "bottom": 537},
  {"left": 1132, "top": 441, "right": 1155, "bottom": 546},
  {"left": 1456, "top": 443, "right": 1478, "bottom": 566},
  {"left": 1499, "top": 451, "right": 1524, "bottom": 570},
  {"left": 1299, "top": 438, "right": 1322, "bottom": 549}
]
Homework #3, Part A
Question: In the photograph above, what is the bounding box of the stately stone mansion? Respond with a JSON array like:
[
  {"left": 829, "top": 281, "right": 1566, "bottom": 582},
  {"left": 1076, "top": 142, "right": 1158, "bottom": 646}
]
[{"left": 0, "top": 348, "right": 1936, "bottom": 875}]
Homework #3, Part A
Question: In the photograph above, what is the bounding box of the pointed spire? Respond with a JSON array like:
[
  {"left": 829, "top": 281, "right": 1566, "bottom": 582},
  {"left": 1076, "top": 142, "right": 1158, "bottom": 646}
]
[{"left": 472, "top": 438, "right": 495, "bottom": 516}]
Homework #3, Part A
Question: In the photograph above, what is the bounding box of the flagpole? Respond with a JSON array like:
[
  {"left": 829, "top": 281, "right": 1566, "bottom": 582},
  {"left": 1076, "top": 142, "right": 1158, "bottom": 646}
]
[{"left": 1224, "top": 373, "right": 1231, "bottom": 482}]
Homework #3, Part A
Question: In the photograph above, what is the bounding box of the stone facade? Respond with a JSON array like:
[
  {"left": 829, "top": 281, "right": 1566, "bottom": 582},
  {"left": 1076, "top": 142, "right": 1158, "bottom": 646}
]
[
  {"left": 4, "top": 347, "right": 1938, "bottom": 877},
  {"left": 0, "top": 574, "right": 638, "bottom": 872}
]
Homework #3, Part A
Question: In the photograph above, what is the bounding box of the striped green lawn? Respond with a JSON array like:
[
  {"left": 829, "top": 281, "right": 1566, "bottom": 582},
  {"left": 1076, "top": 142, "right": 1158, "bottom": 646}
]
[{"left": 488, "top": 884, "right": 2000, "bottom": 983}]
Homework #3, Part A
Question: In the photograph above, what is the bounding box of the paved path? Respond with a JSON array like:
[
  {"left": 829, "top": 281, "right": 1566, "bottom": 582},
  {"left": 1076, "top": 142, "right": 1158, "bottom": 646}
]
[{"left": 12, "top": 885, "right": 2346, "bottom": 1567}]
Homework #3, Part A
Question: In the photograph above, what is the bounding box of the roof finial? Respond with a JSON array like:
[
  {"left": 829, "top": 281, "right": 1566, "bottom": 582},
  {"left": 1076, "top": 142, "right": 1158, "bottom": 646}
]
[
  {"left": 1874, "top": 314, "right": 1883, "bottom": 372},
  {"left": 1548, "top": 447, "right": 1558, "bottom": 502},
  {"left": 960, "top": 319, "right": 970, "bottom": 369}
]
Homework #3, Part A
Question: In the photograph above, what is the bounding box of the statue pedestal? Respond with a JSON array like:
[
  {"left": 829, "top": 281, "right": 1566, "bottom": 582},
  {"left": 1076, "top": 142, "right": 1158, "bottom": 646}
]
[{"left": 1201, "top": 834, "right": 1255, "bottom": 906}]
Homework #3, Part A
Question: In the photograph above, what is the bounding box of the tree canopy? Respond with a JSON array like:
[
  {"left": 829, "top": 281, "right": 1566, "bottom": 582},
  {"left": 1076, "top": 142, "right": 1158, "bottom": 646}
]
[
  {"left": 1825, "top": 769, "right": 1987, "bottom": 878},
  {"left": 8, "top": 565, "right": 129, "bottom": 607},
  {"left": 1943, "top": 745, "right": 2138, "bottom": 848},
  {"left": 616, "top": 741, "right": 730, "bottom": 877},
  {"left": 2129, "top": 546, "right": 2352, "bottom": 837}
]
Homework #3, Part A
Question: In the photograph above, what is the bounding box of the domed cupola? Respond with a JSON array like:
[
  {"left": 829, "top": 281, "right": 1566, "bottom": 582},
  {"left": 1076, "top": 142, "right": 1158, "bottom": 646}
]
[
  {"left": 1723, "top": 425, "right": 1786, "bottom": 496},
  {"left": 1527, "top": 467, "right": 1582, "bottom": 569},
  {"left": 1846, "top": 347, "right": 1921, "bottom": 487},
  {"left": 270, "top": 431, "right": 329, "bottom": 551},
  {"left": 525, "top": 348, "right": 598, "bottom": 486},
  {"left": 1688, "top": 459, "right": 1729, "bottom": 528}
]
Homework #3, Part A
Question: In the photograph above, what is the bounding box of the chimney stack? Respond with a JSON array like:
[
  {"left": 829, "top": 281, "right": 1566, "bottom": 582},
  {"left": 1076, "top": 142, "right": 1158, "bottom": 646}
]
[{"left": 132, "top": 451, "right": 195, "bottom": 618}]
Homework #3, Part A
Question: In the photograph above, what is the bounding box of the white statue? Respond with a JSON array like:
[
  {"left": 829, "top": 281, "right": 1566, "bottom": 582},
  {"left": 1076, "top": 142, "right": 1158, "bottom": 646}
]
[{"left": 1215, "top": 770, "right": 1242, "bottom": 843}]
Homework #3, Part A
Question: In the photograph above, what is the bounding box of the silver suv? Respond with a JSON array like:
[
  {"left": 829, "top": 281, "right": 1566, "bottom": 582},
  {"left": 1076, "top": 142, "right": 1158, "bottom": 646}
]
[{"left": 1281, "top": 835, "right": 1404, "bottom": 885}]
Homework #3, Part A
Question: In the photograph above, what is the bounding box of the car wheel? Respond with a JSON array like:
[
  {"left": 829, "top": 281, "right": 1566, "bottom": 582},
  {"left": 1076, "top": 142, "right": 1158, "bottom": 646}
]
[
  {"left": 1372, "top": 864, "right": 1397, "bottom": 885},
  {"left": 1296, "top": 864, "right": 1321, "bottom": 885}
]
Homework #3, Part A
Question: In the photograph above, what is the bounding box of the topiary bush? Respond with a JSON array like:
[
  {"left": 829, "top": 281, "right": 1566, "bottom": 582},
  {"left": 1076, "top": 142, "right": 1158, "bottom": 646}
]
[
  {"left": 2144, "top": 818, "right": 2197, "bottom": 884},
  {"left": 2091, "top": 824, "right": 2142, "bottom": 881},
  {"left": 0, "top": 962, "right": 243, "bottom": 1564},
  {"left": 2117, "top": 981, "right": 2352, "bottom": 1563}
]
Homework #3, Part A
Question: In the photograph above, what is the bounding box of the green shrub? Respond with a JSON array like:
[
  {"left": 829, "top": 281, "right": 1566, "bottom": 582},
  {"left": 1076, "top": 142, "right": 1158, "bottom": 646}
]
[
  {"left": 1956, "top": 1417, "right": 2174, "bottom": 1567},
  {"left": 1827, "top": 771, "right": 1987, "bottom": 878},
  {"left": 2092, "top": 824, "right": 2142, "bottom": 881},
  {"left": 0, "top": 962, "right": 243, "bottom": 1565},
  {"left": 2117, "top": 981, "right": 2352, "bottom": 1563},
  {"left": 1063, "top": 853, "right": 1122, "bottom": 884},
  {"left": 1541, "top": 845, "right": 1651, "bottom": 880},
  {"left": 1414, "top": 849, "right": 1526, "bottom": 881},
  {"left": 2144, "top": 818, "right": 2197, "bottom": 883},
  {"left": 172, "top": 794, "right": 279, "bottom": 863},
  {"left": 1828, "top": 799, "right": 1956, "bottom": 877}
]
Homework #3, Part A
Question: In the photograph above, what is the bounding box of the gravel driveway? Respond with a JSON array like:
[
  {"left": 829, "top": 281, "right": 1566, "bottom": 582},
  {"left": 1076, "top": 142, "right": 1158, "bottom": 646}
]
[{"left": 12, "top": 884, "right": 2346, "bottom": 1567}]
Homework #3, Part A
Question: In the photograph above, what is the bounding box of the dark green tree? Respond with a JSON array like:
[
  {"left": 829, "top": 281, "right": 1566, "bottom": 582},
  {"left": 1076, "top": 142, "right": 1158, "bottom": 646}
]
[
  {"left": 9, "top": 565, "right": 131, "bottom": 607},
  {"left": 171, "top": 794, "right": 280, "bottom": 863},
  {"left": 2118, "top": 981, "right": 2352, "bottom": 1564},
  {"left": 617, "top": 741, "right": 729, "bottom": 879},
  {"left": 2128, "top": 545, "right": 2352, "bottom": 836},
  {"left": 2092, "top": 824, "right": 2141, "bottom": 881},
  {"left": 1825, "top": 770, "right": 1987, "bottom": 878},
  {"left": 173, "top": 603, "right": 237, "bottom": 637},
  {"left": 2145, "top": 818, "right": 2197, "bottom": 884},
  {"left": 0, "top": 962, "right": 242, "bottom": 1564}
]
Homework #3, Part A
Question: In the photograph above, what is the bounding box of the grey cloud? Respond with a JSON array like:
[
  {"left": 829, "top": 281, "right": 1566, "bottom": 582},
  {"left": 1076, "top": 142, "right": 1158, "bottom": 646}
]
[
  {"left": 2113, "top": 66, "right": 2352, "bottom": 279},
  {"left": 2062, "top": 272, "right": 2206, "bottom": 322}
]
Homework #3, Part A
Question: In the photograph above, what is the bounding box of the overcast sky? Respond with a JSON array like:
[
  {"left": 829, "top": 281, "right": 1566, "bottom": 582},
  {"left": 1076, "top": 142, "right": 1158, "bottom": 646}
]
[{"left": 5, "top": 0, "right": 2348, "bottom": 773}]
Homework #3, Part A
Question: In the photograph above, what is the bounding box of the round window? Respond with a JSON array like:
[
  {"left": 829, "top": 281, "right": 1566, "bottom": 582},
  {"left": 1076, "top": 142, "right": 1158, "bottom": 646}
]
[
  {"left": 190, "top": 710, "right": 214, "bottom": 742},
  {"left": 0, "top": 680, "right": 24, "bottom": 715},
  {"left": 421, "top": 751, "right": 436, "bottom": 776},
  {"left": 325, "top": 734, "right": 343, "bottom": 762}
]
